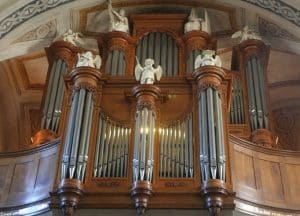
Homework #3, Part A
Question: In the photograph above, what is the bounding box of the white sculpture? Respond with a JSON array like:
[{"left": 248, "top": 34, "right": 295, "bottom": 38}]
[
  {"left": 201, "top": 9, "right": 211, "bottom": 34},
  {"left": 76, "top": 51, "right": 102, "bottom": 69},
  {"left": 135, "top": 58, "right": 162, "bottom": 84},
  {"left": 107, "top": 0, "right": 129, "bottom": 33},
  {"left": 54, "top": 29, "right": 84, "bottom": 46},
  {"left": 194, "top": 50, "right": 222, "bottom": 69},
  {"left": 184, "top": 8, "right": 202, "bottom": 33},
  {"left": 231, "top": 26, "right": 262, "bottom": 43}
]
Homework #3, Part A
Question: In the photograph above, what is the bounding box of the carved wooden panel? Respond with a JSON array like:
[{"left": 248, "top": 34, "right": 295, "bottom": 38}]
[
  {"left": 258, "top": 159, "right": 285, "bottom": 204},
  {"left": 233, "top": 150, "right": 256, "bottom": 189},
  {"left": 10, "top": 160, "right": 35, "bottom": 193},
  {"left": 0, "top": 165, "right": 8, "bottom": 189},
  {"left": 35, "top": 153, "right": 57, "bottom": 188},
  {"left": 230, "top": 135, "right": 300, "bottom": 210},
  {"left": 284, "top": 163, "right": 300, "bottom": 205},
  {"left": 0, "top": 141, "right": 58, "bottom": 208}
]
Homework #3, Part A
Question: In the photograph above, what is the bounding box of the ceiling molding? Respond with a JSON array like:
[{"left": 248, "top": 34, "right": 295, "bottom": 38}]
[
  {"left": 0, "top": 0, "right": 74, "bottom": 39},
  {"left": 13, "top": 20, "right": 57, "bottom": 44},
  {"left": 241, "top": 0, "right": 300, "bottom": 27},
  {"left": 258, "top": 17, "right": 300, "bottom": 43}
]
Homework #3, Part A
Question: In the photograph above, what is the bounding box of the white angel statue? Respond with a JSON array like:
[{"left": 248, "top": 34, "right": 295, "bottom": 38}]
[
  {"left": 135, "top": 58, "right": 162, "bottom": 84},
  {"left": 107, "top": 0, "right": 129, "bottom": 33},
  {"left": 194, "top": 50, "right": 222, "bottom": 69},
  {"left": 184, "top": 8, "right": 202, "bottom": 33},
  {"left": 76, "top": 51, "right": 102, "bottom": 69},
  {"left": 54, "top": 29, "right": 84, "bottom": 46},
  {"left": 231, "top": 26, "right": 262, "bottom": 43}
]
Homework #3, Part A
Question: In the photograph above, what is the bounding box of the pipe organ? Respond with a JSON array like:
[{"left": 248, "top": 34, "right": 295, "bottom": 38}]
[
  {"left": 34, "top": 11, "right": 275, "bottom": 216},
  {"left": 230, "top": 40, "right": 273, "bottom": 147}
]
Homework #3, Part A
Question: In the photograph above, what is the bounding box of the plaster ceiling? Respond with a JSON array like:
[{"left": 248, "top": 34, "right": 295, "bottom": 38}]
[{"left": 0, "top": 0, "right": 299, "bottom": 151}]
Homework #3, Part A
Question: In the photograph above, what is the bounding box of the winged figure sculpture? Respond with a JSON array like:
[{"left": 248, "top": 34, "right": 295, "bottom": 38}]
[{"left": 135, "top": 58, "right": 162, "bottom": 84}]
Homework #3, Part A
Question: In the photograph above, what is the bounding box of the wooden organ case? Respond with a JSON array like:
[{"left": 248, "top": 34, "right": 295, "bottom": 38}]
[{"left": 44, "top": 13, "right": 253, "bottom": 216}]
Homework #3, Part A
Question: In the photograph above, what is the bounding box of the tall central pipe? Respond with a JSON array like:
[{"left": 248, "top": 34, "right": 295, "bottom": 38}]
[
  {"left": 131, "top": 84, "right": 161, "bottom": 216},
  {"left": 193, "top": 65, "right": 231, "bottom": 216}
]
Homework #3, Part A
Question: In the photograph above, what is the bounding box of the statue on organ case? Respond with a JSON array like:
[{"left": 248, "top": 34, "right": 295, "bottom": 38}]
[
  {"left": 184, "top": 8, "right": 203, "bottom": 33},
  {"left": 135, "top": 58, "right": 162, "bottom": 84},
  {"left": 231, "top": 26, "right": 262, "bottom": 43},
  {"left": 107, "top": 0, "right": 129, "bottom": 33},
  {"left": 194, "top": 50, "right": 222, "bottom": 69},
  {"left": 76, "top": 51, "right": 102, "bottom": 69},
  {"left": 54, "top": 29, "right": 84, "bottom": 46}
]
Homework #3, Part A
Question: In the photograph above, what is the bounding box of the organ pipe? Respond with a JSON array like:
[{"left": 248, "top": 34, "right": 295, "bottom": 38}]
[
  {"left": 229, "top": 77, "right": 245, "bottom": 124},
  {"left": 93, "top": 116, "right": 131, "bottom": 178},
  {"left": 198, "top": 87, "right": 226, "bottom": 181},
  {"left": 41, "top": 59, "right": 68, "bottom": 132},
  {"left": 136, "top": 32, "right": 179, "bottom": 76},
  {"left": 245, "top": 57, "right": 269, "bottom": 131},
  {"left": 133, "top": 108, "right": 155, "bottom": 182},
  {"left": 61, "top": 67, "right": 101, "bottom": 182},
  {"left": 159, "top": 114, "right": 194, "bottom": 178},
  {"left": 105, "top": 50, "right": 126, "bottom": 76}
]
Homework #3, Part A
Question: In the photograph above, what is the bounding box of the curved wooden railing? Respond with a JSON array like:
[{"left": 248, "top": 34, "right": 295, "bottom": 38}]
[
  {"left": 1, "top": 134, "right": 300, "bottom": 215},
  {"left": 0, "top": 139, "right": 59, "bottom": 211},
  {"left": 229, "top": 134, "right": 300, "bottom": 214}
]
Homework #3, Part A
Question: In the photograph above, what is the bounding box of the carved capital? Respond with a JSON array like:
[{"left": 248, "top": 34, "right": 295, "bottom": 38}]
[
  {"left": 46, "top": 41, "right": 84, "bottom": 69},
  {"left": 131, "top": 181, "right": 153, "bottom": 216},
  {"left": 132, "top": 85, "right": 161, "bottom": 112},
  {"left": 236, "top": 39, "right": 270, "bottom": 61},
  {"left": 251, "top": 128, "right": 275, "bottom": 148},
  {"left": 182, "top": 31, "right": 216, "bottom": 52},
  {"left": 57, "top": 179, "right": 84, "bottom": 216},
  {"left": 200, "top": 179, "right": 231, "bottom": 216},
  {"left": 69, "top": 66, "right": 102, "bottom": 91},
  {"left": 192, "top": 66, "right": 226, "bottom": 92}
]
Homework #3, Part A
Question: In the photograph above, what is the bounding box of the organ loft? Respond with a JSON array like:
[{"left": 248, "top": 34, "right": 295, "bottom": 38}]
[{"left": 0, "top": 1, "right": 299, "bottom": 216}]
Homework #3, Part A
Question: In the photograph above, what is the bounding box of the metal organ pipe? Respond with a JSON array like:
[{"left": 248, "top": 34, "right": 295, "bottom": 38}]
[
  {"left": 133, "top": 108, "right": 155, "bottom": 182},
  {"left": 159, "top": 115, "right": 194, "bottom": 178},
  {"left": 229, "top": 77, "right": 245, "bottom": 125},
  {"left": 246, "top": 56, "right": 269, "bottom": 131},
  {"left": 136, "top": 32, "right": 179, "bottom": 76},
  {"left": 41, "top": 59, "right": 68, "bottom": 132},
  {"left": 61, "top": 88, "right": 94, "bottom": 181},
  {"left": 105, "top": 50, "right": 126, "bottom": 76},
  {"left": 93, "top": 116, "right": 130, "bottom": 178},
  {"left": 198, "top": 87, "right": 226, "bottom": 181}
]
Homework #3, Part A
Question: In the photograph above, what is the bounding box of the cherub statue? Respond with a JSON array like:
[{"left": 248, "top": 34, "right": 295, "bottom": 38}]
[
  {"left": 54, "top": 29, "right": 84, "bottom": 46},
  {"left": 107, "top": 0, "right": 129, "bottom": 33},
  {"left": 184, "top": 8, "right": 202, "bottom": 33},
  {"left": 231, "top": 26, "right": 262, "bottom": 43},
  {"left": 194, "top": 50, "right": 222, "bottom": 69},
  {"left": 135, "top": 58, "right": 162, "bottom": 84},
  {"left": 76, "top": 51, "right": 102, "bottom": 69}
]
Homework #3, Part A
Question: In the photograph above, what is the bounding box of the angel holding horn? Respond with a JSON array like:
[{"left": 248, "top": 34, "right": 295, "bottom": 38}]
[
  {"left": 107, "top": 0, "right": 129, "bottom": 33},
  {"left": 135, "top": 57, "right": 162, "bottom": 84}
]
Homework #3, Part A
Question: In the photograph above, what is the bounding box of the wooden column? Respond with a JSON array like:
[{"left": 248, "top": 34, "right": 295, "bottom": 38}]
[
  {"left": 131, "top": 85, "right": 161, "bottom": 215},
  {"left": 193, "top": 66, "right": 233, "bottom": 216},
  {"left": 57, "top": 66, "right": 102, "bottom": 216}
]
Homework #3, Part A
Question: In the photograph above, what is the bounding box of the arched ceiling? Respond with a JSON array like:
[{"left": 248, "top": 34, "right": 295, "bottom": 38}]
[{"left": 0, "top": 0, "right": 299, "bottom": 151}]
